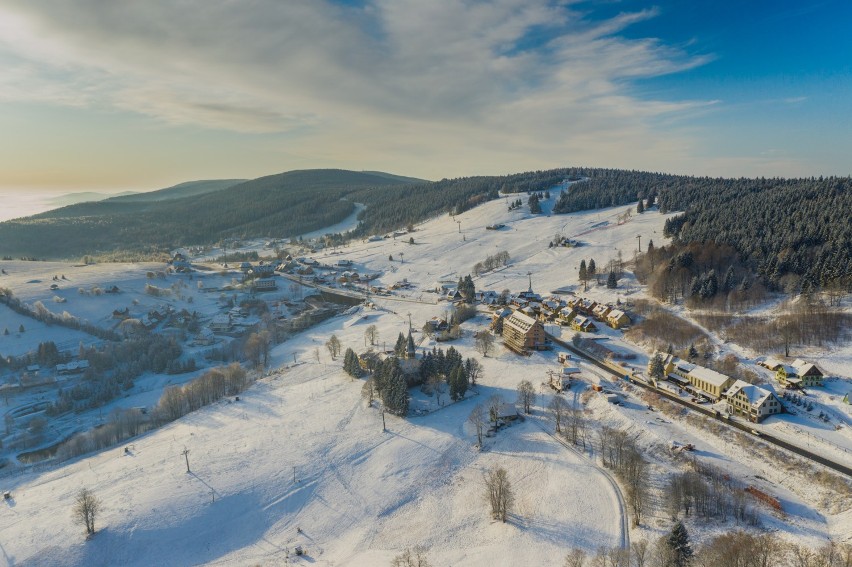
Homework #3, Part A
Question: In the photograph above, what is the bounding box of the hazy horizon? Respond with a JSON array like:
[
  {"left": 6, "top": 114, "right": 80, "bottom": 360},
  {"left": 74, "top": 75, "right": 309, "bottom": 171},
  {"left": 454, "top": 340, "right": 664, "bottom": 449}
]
[{"left": 1, "top": 0, "right": 850, "bottom": 193}]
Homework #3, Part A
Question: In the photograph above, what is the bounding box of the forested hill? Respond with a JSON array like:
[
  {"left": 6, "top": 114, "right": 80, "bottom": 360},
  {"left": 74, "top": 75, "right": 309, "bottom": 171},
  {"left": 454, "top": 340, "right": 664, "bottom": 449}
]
[
  {"left": 0, "top": 170, "right": 419, "bottom": 259},
  {"left": 553, "top": 169, "right": 852, "bottom": 290},
  {"left": 0, "top": 168, "right": 568, "bottom": 260}
]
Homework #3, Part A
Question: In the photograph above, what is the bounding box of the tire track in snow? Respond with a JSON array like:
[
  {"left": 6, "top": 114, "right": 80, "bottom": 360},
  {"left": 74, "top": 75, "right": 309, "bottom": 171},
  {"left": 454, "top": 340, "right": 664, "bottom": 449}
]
[{"left": 529, "top": 418, "right": 630, "bottom": 550}]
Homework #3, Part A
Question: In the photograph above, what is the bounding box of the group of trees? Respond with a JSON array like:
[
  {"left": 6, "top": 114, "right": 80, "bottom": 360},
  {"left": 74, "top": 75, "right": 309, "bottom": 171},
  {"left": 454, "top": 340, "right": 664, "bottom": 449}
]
[
  {"left": 636, "top": 241, "right": 764, "bottom": 308},
  {"left": 552, "top": 169, "right": 852, "bottom": 294},
  {"left": 418, "top": 346, "right": 480, "bottom": 403},
  {"left": 156, "top": 363, "right": 249, "bottom": 422},
  {"left": 598, "top": 426, "right": 649, "bottom": 526},
  {"left": 0, "top": 288, "right": 121, "bottom": 341},
  {"left": 578, "top": 259, "right": 597, "bottom": 291},
  {"left": 473, "top": 250, "right": 510, "bottom": 276},
  {"left": 351, "top": 170, "right": 565, "bottom": 241},
  {"left": 368, "top": 357, "right": 409, "bottom": 416},
  {"left": 47, "top": 335, "right": 184, "bottom": 416},
  {"left": 566, "top": 529, "right": 852, "bottom": 567},
  {"left": 528, "top": 193, "right": 542, "bottom": 214},
  {"left": 457, "top": 275, "right": 476, "bottom": 303},
  {"left": 667, "top": 463, "right": 759, "bottom": 526},
  {"left": 342, "top": 347, "right": 362, "bottom": 378}
]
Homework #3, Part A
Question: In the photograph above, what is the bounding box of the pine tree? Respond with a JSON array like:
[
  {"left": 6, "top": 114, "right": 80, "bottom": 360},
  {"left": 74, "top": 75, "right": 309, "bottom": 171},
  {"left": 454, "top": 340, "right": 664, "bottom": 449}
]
[
  {"left": 394, "top": 332, "right": 406, "bottom": 356},
  {"left": 588, "top": 259, "right": 596, "bottom": 278},
  {"left": 667, "top": 521, "right": 693, "bottom": 567},
  {"left": 449, "top": 365, "right": 469, "bottom": 401},
  {"left": 405, "top": 331, "right": 416, "bottom": 359},
  {"left": 579, "top": 260, "right": 588, "bottom": 290},
  {"left": 722, "top": 266, "right": 736, "bottom": 293},
  {"left": 343, "top": 348, "right": 361, "bottom": 378},
  {"left": 606, "top": 271, "right": 618, "bottom": 289},
  {"left": 462, "top": 274, "right": 476, "bottom": 303},
  {"left": 419, "top": 352, "right": 436, "bottom": 382},
  {"left": 382, "top": 359, "right": 409, "bottom": 416},
  {"left": 649, "top": 353, "right": 665, "bottom": 380},
  {"left": 637, "top": 199, "right": 645, "bottom": 214}
]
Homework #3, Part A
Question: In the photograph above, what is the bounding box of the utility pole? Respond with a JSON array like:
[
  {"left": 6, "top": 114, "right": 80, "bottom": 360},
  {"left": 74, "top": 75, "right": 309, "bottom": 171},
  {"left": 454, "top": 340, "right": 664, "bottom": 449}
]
[
  {"left": 182, "top": 447, "right": 190, "bottom": 473},
  {"left": 407, "top": 312, "right": 412, "bottom": 331},
  {"left": 382, "top": 408, "right": 386, "bottom": 432},
  {"left": 456, "top": 220, "right": 461, "bottom": 233},
  {"left": 636, "top": 234, "right": 641, "bottom": 253}
]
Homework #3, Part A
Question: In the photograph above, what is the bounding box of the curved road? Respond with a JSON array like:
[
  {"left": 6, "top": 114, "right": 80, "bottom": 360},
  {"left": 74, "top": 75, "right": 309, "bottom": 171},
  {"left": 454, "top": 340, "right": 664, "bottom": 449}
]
[
  {"left": 548, "top": 332, "right": 852, "bottom": 479},
  {"left": 530, "top": 418, "right": 630, "bottom": 550}
]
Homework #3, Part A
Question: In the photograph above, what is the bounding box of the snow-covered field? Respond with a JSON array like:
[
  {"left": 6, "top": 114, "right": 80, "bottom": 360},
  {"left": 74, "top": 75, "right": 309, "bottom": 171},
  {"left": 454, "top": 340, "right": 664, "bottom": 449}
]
[{"left": 1, "top": 191, "right": 851, "bottom": 565}]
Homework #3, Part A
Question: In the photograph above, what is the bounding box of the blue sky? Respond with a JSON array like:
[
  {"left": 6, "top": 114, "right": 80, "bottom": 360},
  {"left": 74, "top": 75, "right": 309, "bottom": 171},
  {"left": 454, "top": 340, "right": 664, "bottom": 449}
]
[{"left": 0, "top": 0, "right": 849, "bottom": 193}]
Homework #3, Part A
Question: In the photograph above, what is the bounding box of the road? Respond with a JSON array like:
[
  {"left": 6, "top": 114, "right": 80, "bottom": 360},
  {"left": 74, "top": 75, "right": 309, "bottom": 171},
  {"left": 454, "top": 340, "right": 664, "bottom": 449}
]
[
  {"left": 529, "top": 418, "right": 630, "bottom": 550},
  {"left": 547, "top": 332, "right": 852, "bottom": 479}
]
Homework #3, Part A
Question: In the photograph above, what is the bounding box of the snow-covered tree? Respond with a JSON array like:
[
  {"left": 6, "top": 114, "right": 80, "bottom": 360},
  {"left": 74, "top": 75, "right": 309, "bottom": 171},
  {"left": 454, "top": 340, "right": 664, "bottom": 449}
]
[
  {"left": 73, "top": 488, "right": 102, "bottom": 537},
  {"left": 517, "top": 380, "right": 536, "bottom": 413},
  {"left": 667, "top": 521, "right": 693, "bottom": 567}
]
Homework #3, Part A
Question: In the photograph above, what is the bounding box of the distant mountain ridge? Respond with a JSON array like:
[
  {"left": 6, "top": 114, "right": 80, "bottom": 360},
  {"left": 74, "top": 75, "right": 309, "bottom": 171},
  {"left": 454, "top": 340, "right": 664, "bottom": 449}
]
[
  {"left": 106, "top": 179, "right": 246, "bottom": 203},
  {"left": 0, "top": 169, "right": 427, "bottom": 259},
  {"left": 47, "top": 191, "right": 138, "bottom": 208}
]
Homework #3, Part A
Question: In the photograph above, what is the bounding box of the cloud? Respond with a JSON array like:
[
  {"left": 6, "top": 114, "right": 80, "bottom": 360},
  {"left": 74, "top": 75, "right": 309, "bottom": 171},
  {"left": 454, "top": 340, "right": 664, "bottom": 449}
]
[{"left": 0, "top": 0, "right": 716, "bottom": 176}]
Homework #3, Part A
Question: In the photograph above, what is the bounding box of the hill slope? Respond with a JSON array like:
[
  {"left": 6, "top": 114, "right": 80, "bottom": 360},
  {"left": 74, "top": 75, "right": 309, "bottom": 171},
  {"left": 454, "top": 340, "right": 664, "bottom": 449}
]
[
  {"left": 106, "top": 179, "right": 246, "bottom": 203},
  {"left": 0, "top": 170, "right": 420, "bottom": 259}
]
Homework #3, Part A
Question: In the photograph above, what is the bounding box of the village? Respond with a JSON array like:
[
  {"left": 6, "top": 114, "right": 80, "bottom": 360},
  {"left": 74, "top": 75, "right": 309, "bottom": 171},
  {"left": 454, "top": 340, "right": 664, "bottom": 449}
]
[{"left": 0, "top": 189, "right": 851, "bottom": 565}]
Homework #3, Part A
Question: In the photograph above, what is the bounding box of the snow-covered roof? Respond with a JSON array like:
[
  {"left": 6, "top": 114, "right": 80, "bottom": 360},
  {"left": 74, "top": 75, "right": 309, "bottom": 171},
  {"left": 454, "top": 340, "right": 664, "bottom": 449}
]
[
  {"left": 792, "top": 359, "right": 822, "bottom": 376},
  {"left": 724, "top": 379, "right": 776, "bottom": 407},
  {"left": 686, "top": 366, "right": 732, "bottom": 388},
  {"left": 506, "top": 311, "right": 538, "bottom": 331}
]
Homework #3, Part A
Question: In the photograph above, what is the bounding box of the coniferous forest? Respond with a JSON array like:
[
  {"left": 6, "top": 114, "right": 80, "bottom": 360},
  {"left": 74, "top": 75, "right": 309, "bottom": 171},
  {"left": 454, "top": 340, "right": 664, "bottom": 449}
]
[
  {"left": 553, "top": 169, "right": 852, "bottom": 292},
  {"left": 1, "top": 167, "right": 850, "bottom": 296}
]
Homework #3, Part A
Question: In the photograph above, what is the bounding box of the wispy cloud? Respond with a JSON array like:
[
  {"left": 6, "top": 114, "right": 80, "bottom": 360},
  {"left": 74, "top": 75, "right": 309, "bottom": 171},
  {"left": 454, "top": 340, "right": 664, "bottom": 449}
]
[{"left": 0, "top": 0, "right": 717, "bottom": 177}]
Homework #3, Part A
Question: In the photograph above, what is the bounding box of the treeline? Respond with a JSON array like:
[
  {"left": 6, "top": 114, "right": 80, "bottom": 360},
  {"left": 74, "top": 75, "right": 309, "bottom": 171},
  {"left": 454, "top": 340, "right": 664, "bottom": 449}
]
[
  {"left": 49, "top": 364, "right": 250, "bottom": 463},
  {"left": 47, "top": 335, "right": 184, "bottom": 415},
  {"left": 0, "top": 288, "right": 121, "bottom": 342},
  {"left": 553, "top": 169, "right": 852, "bottom": 292},
  {"left": 349, "top": 170, "right": 567, "bottom": 237},
  {"left": 566, "top": 529, "right": 852, "bottom": 567},
  {"left": 635, "top": 241, "right": 768, "bottom": 309},
  {"left": 473, "top": 250, "right": 510, "bottom": 276},
  {"left": 0, "top": 170, "right": 409, "bottom": 259}
]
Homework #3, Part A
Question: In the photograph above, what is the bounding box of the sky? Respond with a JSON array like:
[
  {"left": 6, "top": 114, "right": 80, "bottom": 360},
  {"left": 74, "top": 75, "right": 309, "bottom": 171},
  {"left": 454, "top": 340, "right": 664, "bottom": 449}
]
[{"left": 0, "top": 0, "right": 850, "bottom": 195}]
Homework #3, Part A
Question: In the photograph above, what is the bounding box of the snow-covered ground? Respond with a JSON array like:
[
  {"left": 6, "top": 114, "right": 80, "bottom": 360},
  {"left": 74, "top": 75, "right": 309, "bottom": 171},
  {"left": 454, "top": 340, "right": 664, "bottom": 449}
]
[{"left": 1, "top": 190, "right": 851, "bottom": 565}]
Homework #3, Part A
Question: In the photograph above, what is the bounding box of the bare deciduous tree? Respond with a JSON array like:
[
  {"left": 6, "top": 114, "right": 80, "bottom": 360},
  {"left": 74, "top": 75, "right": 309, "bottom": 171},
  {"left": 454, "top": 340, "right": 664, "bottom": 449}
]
[
  {"left": 475, "top": 331, "right": 495, "bottom": 357},
  {"left": 487, "top": 394, "right": 504, "bottom": 424},
  {"left": 484, "top": 467, "right": 513, "bottom": 522},
  {"left": 631, "top": 540, "right": 648, "bottom": 567},
  {"left": 468, "top": 404, "right": 487, "bottom": 448},
  {"left": 73, "top": 488, "right": 102, "bottom": 537},
  {"left": 517, "top": 380, "right": 536, "bottom": 413},
  {"left": 365, "top": 324, "right": 379, "bottom": 346},
  {"left": 361, "top": 377, "right": 375, "bottom": 407},
  {"left": 549, "top": 395, "right": 568, "bottom": 434},
  {"left": 465, "top": 358, "right": 482, "bottom": 386},
  {"left": 326, "top": 334, "right": 341, "bottom": 360},
  {"left": 391, "top": 546, "right": 432, "bottom": 567},
  {"left": 564, "top": 548, "right": 587, "bottom": 567}
]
